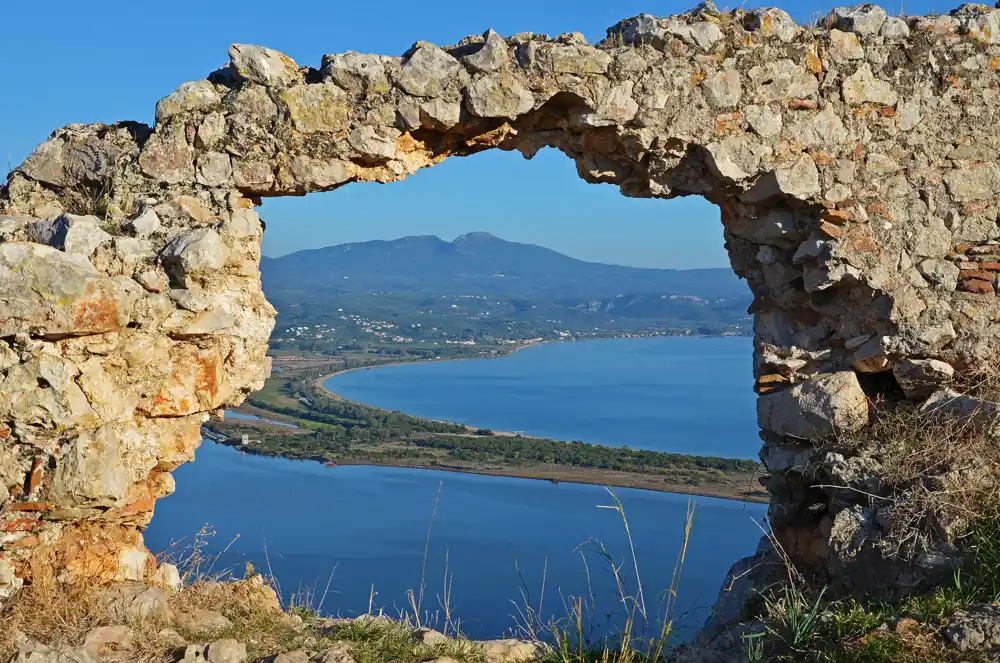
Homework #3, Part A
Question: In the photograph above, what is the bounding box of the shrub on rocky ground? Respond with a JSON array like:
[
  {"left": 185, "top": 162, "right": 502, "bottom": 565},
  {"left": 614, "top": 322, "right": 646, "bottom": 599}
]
[{"left": 731, "top": 388, "right": 1000, "bottom": 663}]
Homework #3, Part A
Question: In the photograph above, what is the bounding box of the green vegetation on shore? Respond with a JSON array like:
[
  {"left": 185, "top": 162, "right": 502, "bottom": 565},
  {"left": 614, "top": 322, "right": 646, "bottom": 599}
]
[{"left": 206, "top": 357, "right": 766, "bottom": 501}]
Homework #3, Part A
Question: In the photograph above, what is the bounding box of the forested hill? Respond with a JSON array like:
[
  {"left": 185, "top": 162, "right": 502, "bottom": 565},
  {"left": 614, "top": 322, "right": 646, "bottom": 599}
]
[{"left": 261, "top": 232, "right": 745, "bottom": 300}]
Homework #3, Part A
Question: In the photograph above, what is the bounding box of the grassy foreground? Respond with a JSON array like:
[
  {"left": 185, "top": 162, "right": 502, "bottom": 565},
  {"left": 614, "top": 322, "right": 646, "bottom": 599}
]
[{"left": 207, "top": 356, "right": 767, "bottom": 502}]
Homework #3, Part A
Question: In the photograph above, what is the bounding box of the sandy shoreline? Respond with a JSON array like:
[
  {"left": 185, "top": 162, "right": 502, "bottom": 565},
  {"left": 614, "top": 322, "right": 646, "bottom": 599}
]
[
  {"left": 215, "top": 438, "right": 767, "bottom": 503},
  {"left": 260, "top": 339, "right": 767, "bottom": 504}
]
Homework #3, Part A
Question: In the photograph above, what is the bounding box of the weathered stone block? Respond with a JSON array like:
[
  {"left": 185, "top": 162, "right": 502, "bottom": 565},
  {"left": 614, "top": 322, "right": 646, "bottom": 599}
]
[{"left": 757, "top": 372, "right": 869, "bottom": 439}]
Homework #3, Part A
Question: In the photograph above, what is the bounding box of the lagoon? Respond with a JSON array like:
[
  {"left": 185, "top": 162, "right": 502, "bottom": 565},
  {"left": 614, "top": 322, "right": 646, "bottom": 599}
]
[
  {"left": 326, "top": 337, "right": 758, "bottom": 459},
  {"left": 146, "top": 337, "right": 766, "bottom": 639},
  {"left": 146, "top": 444, "right": 766, "bottom": 639}
]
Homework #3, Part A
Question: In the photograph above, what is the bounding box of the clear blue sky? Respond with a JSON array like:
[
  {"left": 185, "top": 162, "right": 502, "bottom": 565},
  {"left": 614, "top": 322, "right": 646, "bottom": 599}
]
[{"left": 3, "top": 0, "right": 934, "bottom": 268}]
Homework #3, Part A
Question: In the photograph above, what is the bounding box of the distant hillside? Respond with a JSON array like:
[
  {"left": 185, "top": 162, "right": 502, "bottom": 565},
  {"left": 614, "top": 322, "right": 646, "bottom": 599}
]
[{"left": 261, "top": 232, "right": 746, "bottom": 300}]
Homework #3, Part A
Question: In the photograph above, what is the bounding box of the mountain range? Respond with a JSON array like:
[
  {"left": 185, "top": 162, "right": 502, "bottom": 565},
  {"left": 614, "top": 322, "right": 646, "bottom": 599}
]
[{"left": 261, "top": 232, "right": 746, "bottom": 300}]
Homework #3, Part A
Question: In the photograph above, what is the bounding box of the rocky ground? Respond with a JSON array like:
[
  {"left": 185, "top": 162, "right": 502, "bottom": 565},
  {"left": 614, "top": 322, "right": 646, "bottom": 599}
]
[{"left": 0, "top": 570, "right": 548, "bottom": 663}]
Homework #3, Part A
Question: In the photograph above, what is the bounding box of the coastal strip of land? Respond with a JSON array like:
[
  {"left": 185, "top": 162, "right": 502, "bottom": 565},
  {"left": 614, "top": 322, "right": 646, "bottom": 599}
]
[{"left": 208, "top": 350, "right": 768, "bottom": 503}]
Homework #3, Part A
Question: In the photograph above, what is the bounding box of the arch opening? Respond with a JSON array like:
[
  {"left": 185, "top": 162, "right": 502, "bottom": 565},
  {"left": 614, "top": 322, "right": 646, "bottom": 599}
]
[{"left": 144, "top": 144, "right": 763, "bottom": 638}]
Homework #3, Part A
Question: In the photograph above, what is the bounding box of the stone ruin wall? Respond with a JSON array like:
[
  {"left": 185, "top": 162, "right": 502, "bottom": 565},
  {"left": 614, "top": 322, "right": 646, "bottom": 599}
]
[{"left": 3, "top": 0, "right": 1000, "bottom": 634}]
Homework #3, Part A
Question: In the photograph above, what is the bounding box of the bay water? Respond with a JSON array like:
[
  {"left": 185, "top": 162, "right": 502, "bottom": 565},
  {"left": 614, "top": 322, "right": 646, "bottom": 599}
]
[
  {"left": 327, "top": 337, "right": 758, "bottom": 459},
  {"left": 145, "top": 337, "right": 766, "bottom": 639}
]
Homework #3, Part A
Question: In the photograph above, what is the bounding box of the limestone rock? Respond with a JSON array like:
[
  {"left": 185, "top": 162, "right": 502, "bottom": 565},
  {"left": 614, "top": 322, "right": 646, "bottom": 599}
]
[
  {"left": 726, "top": 208, "right": 800, "bottom": 246},
  {"left": 273, "top": 651, "right": 311, "bottom": 663},
  {"left": 280, "top": 83, "right": 350, "bottom": 134},
  {"left": 822, "top": 451, "right": 882, "bottom": 491},
  {"left": 750, "top": 59, "right": 818, "bottom": 101},
  {"left": 921, "top": 389, "right": 1000, "bottom": 431},
  {"left": 289, "top": 156, "right": 351, "bottom": 190},
  {"left": 0, "top": 243, "right": 129, "bottom": 338},
  {"left": 459, "top": 30, "right": 509, "bottom": 74},
  {"left": 126, "top": 208, "right": 161, "bottom": 237},
  {"left": 829, "top": 29, "right": 864, "bottom": 60},
  {"left": 222, "top": 209, "right": 263, "bottom": 240},
  {"left": 82, "top": 626, "right": 134, "bottom": 659},
  {"left": 954, "top": 7, "right": 1000, "bottom": 44},
  {"left": 348, "top": 127, "right": 397, "bottom": 163},
  {"left": 313, "top": 643, "right": 356, "bottom": 663},
  {"left": 206, "top": 639, "right": 247, "bottom": 663},
  {"left": 474, "top": 640, "right": 548, "bottom": 663},
  {"left": 163, "top": 228, "right": 229, "bottom": 279},
  {"left": 19, "top": 138, "right": 74, "bottom": 188},
  {"left": 775, "top": 154, "right": 821, "bottom": 200},
  {"left": 466, "top": 72, "right": 534, "bottom": 119},
  {"left": 918, "top": 259, "right": 959, "bottom": 290},
  {"left": 827, "top": 4, "right": 888, "bottom": 37},
  {"left": 412, "top": 628, "right": 449, "bottom": 646},
  {"left": 100, "top": 583, "right": 171, "bottom": 621},
  {"left": 744, "top": 8, "right": 798, "bottom": 42},
  {"left": 0, "top": 558, "right": 23, "bottom": 599},
  {"left": 195, "top": 152, "right": 233, "bottom": 188},
  {"left": 842, "top": 64, "right": 897, "bottom": 106},
  {"left": 50, "top": 426, "right": 130, "bottom": 505},
  {"left": 395, "top": 44, "right": 462, "bottom": 97},
  {"left": 895, "top": 101, "right": 921, "bottom": 130},
  {"left": 176, "top": 609, "right": 234, "bottom": 636},
  {"left": 18, "top": 133, "right": 122, "bottom": 189},
  {"left": 419, "top": 99, "right": 462, "bottom": 129},
  {"left": 605, "top": 14, "right": 669, "bottom": 49},
  {"left": 703, "top": 539, "right": 784, "bottom": 635},
  {"left": 545, "top": 44, "right": 610, "bottom": 75},
  {"left": 116, "top": 546, "right": 156, "bottom": 581},
  {"left": 705, "top": 136, "right": 763, "bottom": 182},
  {"left": 701, "top": 70, "right": 742, "bottom": 109},
  {"left": 944, "top": 164, "right": 1000, "bottom": 202},
  {"left": 945, "top": 604, "right": 1000, "bottom": 652},
  {"left": 9, "top": 641, "right": 96, "bottom": 663},
  {"left": 31, "top": 214, "right": 112, "bottom": 257},
  {"left": 881, "top": 16, "right": 910, "bottom": 38},
  {"left": 761, "top": 442, "right": 813, "bottom": 473},
  {"left": 197, "top": 112, "right": 226, "bottom": 149},
  {"left": 322, "top": 52, "right": 394, "bottom": 95},
  {"left": 152, "top": 562, "right": 182, "bottom": 591},
  {"left": 743, "top": 105, "right": 782, "bottom": 138},
  {"left": 893, "top": 358, "right": 955, "bottom": 401},
  {"left": 585, "top": 83, "right": 639, "bottom": 126},
  {"left": 229, "top": 44, "right": 300, "bottom": 87},
  {"left": 665, "top": 19, "right": 723, "bottom": 51},
  {"left": 139, "top": 125, "right": 195, "bottom": 184},
  {"left": 757, "top": 372, "right": 869, "bottom": 438},
  {"left": 156, "top": 80, "right": 221, "bottom": 123}
]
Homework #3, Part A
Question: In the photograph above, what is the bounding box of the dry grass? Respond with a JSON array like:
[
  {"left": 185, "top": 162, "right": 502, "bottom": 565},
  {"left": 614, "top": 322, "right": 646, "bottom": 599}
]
[
  {"left": 0, "top": 524, "right": 309, "bottom": 663},
  {"left": 0, "top": 575, "right": 489, "bottom": 663},
  {"left": 510, "top": 490, "right": 696, "bottom": 663},
  {"left": 0, "top": 567, "right": 178, "bottom": 663},
  {"left": 0, "top": 566, "right": 109, "bottom": 657},
  {"left": 827, "top": 366, "right": 1000, "bottom": 557}
]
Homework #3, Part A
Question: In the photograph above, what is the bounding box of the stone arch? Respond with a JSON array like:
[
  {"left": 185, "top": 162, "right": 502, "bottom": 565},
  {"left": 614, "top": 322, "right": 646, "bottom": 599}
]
[{"left": 3, "top": 0, "right": 1000, "bottom": 635}]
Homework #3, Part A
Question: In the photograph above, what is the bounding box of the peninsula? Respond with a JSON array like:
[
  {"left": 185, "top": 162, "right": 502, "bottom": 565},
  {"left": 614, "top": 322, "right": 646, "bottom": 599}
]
[{"left": 206, "top": 352, "right": 768, "bottom": 503}]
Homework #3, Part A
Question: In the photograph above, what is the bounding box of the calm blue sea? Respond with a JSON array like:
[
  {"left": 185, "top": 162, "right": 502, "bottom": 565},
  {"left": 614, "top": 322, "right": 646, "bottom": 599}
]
[
  {"left": 145, "top": 337, "right": 766, "bottom": 640},
  {"left": 327, "top": 337, "right": 758, "bottom": 459}
]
